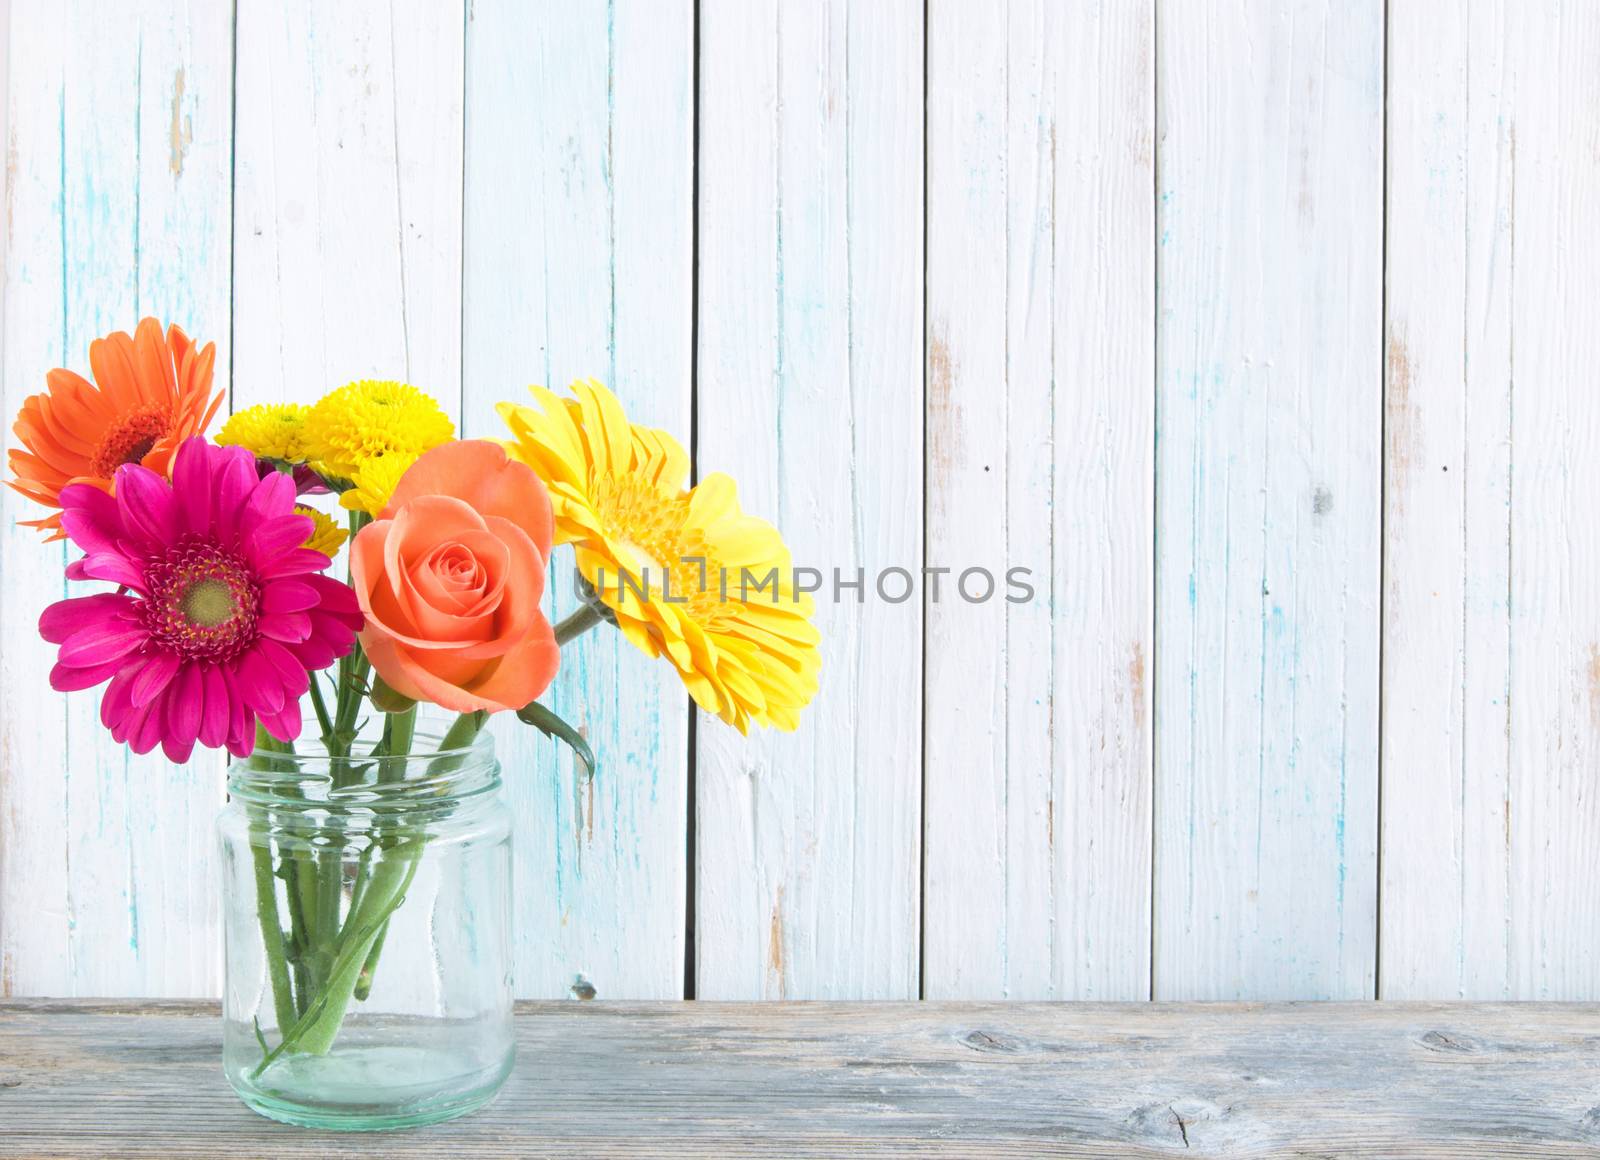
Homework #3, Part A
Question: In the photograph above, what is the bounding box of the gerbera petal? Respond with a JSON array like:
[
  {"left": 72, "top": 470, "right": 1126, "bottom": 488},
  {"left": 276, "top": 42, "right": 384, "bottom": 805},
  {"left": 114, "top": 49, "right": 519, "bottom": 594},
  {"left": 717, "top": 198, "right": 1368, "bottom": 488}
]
[
  {"left": 114, "top": 462, "right": 177, "bottom": 545},
  {"left": 246, "top": 514, "right": 316, "bottom": 566},
  {"left": 256, "top": 548, "right": 334, "bottom": 580},
  {"left": 256, "top": 638, "right": 311, "bottom": 700},
  {"left": 49, "top": 654, "right": 131, "bottom": 693},
  {"left": 58, "top": 621, "right": 147, "bottom": 667},
  {"left": 68, "top": 551, "right": 146, "bottom": 590},
  {"left": 235, "top": 650, "right": 285, "bottom": 713},
  {"left": 257, "top": 696, "right": 302, "bottom": 744},
  {"left": 40, "top": 593, "right": 137, "bottom": 644},
  {"left": 258, "top": 611, "right": 312, "bottom": 643},
  {"left": 164, "top": 662, "right": 203, "bottom": 751},
  {"left": 129, "top": 651, "right": 181, "bottom": 708},
  {"left": 260, "top": 579, "right": 320, "bottom": 615},
  {"left": 171, "top": 436, "right": 213, "bottom": 535},
  {"left": 199, "top": 665, "right": 230, "bottom": 748}
]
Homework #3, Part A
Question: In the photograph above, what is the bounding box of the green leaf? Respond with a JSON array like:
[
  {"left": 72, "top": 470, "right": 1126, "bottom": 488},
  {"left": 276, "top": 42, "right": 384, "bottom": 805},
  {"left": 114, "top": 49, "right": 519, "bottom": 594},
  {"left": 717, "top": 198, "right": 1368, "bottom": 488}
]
[{"left": 516, "top": 701, "right": 595, "bottom": 777}]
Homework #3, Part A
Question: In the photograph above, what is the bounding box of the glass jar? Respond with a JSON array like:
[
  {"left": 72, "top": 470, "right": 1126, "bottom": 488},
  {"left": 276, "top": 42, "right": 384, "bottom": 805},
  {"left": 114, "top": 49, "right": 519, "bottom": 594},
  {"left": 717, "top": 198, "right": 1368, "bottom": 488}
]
[{"left": 217, "top": 727, "right": 514, "bottom": 1130}]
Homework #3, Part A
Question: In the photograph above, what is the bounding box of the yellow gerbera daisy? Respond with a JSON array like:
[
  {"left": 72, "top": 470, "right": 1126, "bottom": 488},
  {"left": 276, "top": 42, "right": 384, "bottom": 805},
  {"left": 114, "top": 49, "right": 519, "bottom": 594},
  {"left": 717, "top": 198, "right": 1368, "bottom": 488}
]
[
  {"left": 337, "top": 454, "right": 411, "bottom": 518},
  {"left": 499, "top": 380, "right": 820, "bottom": 733},
  {"left": 216, "top": 402, "right": 313, "bottom": 462},
  {"left": 302, "top": 379, "right": 454, "bottom": 481},
  {"left": 295, "top": 504, "right": 349, "bottom": 556}
]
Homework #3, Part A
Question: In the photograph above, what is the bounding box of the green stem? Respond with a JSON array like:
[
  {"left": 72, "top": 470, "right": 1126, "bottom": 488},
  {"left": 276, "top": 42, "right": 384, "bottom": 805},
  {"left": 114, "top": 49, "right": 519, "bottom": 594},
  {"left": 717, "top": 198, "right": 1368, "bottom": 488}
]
[
  {"left": 247, "top": 809, "right": 296, "bottom": 1037},
  {"left": 554, "top": 602, "right": 606, "bottom": 646},
  {"left": 251, "top": 848, "right": 421, "bottom": 1068},
  {"left": 351, "top": 705, "right": 416, "bottom": 1001}
]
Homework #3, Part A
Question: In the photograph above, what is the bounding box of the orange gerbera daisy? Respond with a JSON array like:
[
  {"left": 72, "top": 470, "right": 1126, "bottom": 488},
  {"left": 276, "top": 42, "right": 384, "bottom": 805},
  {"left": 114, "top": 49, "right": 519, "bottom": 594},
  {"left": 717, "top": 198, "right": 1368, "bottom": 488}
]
[{"left": 8, "top": 318, "right": 223, "bottom": 540}]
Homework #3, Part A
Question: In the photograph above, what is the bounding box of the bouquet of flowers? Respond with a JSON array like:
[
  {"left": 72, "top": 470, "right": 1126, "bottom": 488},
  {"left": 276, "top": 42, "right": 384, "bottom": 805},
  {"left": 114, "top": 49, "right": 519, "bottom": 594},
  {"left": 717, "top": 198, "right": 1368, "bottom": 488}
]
[{"left": 8, "top": 318, "right": 820, "bottom": 1100}]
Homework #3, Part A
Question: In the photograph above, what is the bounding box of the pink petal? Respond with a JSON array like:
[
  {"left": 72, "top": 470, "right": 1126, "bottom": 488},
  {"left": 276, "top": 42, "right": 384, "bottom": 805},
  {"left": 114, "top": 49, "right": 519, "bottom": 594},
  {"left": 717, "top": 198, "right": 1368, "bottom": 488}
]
[
  {"left": 171, "top": 437, "right": 213, "bottom": 536},
  {"left": 58, "top": 622, "right": 147, "bottom": 667},
  {"left": 131, "top": 696, "right": 165, "bottom": 754},
  {"left": 258, "top": 611, "right": 312, "bottom": 643},
  {"left": 258, "top": 696, "right": 302, "bottom": 744},
  {"left": 257, "top": 548, "right": 335, "bottom": 580},
  {"left": 256, "top": 638, "right": 310, "bottom": 699},
  {"left": 235, "top": 650, "right": 285, "bottom": 712},
  {"left": 199, "top": 666, "right": 230, "bottom": 748},
  {"left": 40, "top": 593, "right": 137, "bottom": 644},
  {"left": 129, "top": 651, "right": 181, "bottom": 708},
  {"left": 238, "top": 471, "right": 296, "bottom": 540},
  {"left": 213, "top": 447, "right": 259, "bottom": 543},
  {"left": 291, "top": 631, "right": 339, "bottom": 672},
  {"left": 260, "top": 579, "right": 319, "bottom": 615},
  {"left": 246, "top": 514, "right": 315, "bottom": 566},
  {"left": 114, "top": 463, "right": 176, "bottom": 546},
  {"left": 100, "top": 666, "right": 138, "bottom": 733},
  {"left": 165, "top": 662, "right": 202, "bottom": 751},
  {"left": 49, "top": 655, "right": 128, "bottom": 692},
  {"left": 305, "top": 573, "right": 363, "bottom": 619},
  {"left": 59, "top": 492, "right": 126, "bottom": 557},
  {"left": 70, "top": 551, "right": 146, "bottom": 590}
]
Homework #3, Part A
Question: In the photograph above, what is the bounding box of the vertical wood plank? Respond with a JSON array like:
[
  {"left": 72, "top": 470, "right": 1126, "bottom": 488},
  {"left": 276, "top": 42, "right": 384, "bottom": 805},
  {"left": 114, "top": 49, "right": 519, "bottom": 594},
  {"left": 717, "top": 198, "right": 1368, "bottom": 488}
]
[
  {"left": 694, "top": 0, "right": 924, "bottom": 1000},
  {"left": 1154, "top": 0, "right": 1384, "bottom": 999},
  {"left": 923, "top": 0, "right": 1154, "bottom": 999},
  {"left": 1, "top": 0, "right": 233, "bottom": 997},
  {"left": 1382, "top": 0, "right": 1600, "bottom": 1001},
  {"left": 1380, "top": 0, "right": 1514, "bottom": 998},
  {"left": 463, "top": 0, "right": 693, "bottom": 999},
  {"left": 1503, "top": 1, "right": 1600, "bottom": 1000},
  {"left": 232, "top": 0, "right": 463, "bottom": 409}
]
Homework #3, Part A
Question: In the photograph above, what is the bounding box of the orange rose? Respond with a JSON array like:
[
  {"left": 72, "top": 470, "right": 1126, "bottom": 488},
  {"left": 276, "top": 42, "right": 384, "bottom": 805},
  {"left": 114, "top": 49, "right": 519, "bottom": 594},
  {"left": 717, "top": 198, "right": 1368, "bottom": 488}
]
[{"left": 349, "top": 440, "right": 559, "bottom": 713}]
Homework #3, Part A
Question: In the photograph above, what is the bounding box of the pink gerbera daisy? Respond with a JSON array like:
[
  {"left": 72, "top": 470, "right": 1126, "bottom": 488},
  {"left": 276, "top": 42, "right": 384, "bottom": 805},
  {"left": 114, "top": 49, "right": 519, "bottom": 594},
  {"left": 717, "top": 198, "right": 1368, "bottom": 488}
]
[{"left": 39, "top": 437, "right": 362, "bottom": 762}]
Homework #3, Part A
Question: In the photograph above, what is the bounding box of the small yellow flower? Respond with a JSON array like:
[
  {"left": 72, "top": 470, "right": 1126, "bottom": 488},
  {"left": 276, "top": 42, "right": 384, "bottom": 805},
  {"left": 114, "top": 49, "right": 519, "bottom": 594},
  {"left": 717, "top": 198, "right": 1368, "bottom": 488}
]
[
  {"left": 499, "top": 379, "right": 820, "bottom": 734},
  {"left": 338, "top": 455, "right": 411, "bottom": 518},
  {"left": 216, "top": 403, "right": 312, "bottom": 462},
  {"left": 295, "top": 504, "right": 349, "bottom": 556},
  {"left": 302, "top": 380, "right": 454, "bottom": 482}
]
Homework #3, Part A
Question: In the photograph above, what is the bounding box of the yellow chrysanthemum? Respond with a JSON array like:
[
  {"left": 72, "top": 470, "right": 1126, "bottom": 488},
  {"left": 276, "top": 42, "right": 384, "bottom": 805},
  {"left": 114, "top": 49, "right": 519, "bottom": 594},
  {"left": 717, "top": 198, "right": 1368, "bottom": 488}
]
[
  {"left": 295, "top": 504, "right": 349, "bottom": 556},
  {"left": 499, "top": 380, "right": 820, "bottom": 733},
  {"left": 302, "top": 379, "right": 454, "bottom": 481},
  {"left": 337, "top": 454, "right": 411, "bottom": 518},
  {"left": 216, "top": 402, "right": 312, "bottom": 462}
]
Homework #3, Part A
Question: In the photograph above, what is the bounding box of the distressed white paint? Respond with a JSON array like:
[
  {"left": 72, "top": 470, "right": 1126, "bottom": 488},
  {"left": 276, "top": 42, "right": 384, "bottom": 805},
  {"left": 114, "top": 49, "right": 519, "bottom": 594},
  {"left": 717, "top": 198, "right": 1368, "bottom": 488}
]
[
  {"left": 922, "top": 0, "right": 1153, "bottom": 1001},
  {"left": 1153, "top": 1, "right": 1384, "bottom": 999},
  {"left": 1380, "top": 0, "right": 1515, "bottom": 998},
  {"left": 232, "top": 0, "right": 463, "bottom": 408},
  {"left": 463, "top": 0, "right": 693, "bottom": 1000},
  {"left": 3, "top": 0, "right": 1600, "bottom": 1005},
  {"left": 695, "top": 0, "right": 923, "bottom": 999},
  {"left": 0, "top": 0, "right": 233, "bottom": 997}
]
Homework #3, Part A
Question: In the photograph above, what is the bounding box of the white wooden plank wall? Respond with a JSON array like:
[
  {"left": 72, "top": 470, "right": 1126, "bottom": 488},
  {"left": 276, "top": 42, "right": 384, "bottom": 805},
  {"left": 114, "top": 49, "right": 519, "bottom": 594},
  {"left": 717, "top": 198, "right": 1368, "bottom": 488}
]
[
  {"left": 1154, "top": 0, "right": 1384, "bottom": 1000},
  {"left": 1383, "top": 0, "right": 1600, "bottom": 1000},
  {"left": 2, "top": 1, "right": 1597, "bottom": 1002},
  {"left": 695, "top": 0, "right": 923, "bottom": 1000},
  {"left": 923, "top": 0, "right": 1154, "bottom": 999}
]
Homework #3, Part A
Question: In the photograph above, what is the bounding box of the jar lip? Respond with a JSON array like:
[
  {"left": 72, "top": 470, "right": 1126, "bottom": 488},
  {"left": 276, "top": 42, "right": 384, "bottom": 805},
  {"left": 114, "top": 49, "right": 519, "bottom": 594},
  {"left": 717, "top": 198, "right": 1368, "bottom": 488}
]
[{"left": 226, "top": 728, "right": 499, "bottom": 807}]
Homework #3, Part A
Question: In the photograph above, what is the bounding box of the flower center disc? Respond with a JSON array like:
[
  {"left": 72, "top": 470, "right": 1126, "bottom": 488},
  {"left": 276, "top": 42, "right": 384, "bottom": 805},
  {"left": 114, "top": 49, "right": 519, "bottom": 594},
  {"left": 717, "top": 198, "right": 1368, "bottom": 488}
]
[
  {"left": 181, "top": 578, "right": 238, "bottom": 627},
  {"left": 91, "top": 405, "right": 171, "bottom": 478},
  {"left": 144, "top": 540, "right": 261, "bottom": 661}
]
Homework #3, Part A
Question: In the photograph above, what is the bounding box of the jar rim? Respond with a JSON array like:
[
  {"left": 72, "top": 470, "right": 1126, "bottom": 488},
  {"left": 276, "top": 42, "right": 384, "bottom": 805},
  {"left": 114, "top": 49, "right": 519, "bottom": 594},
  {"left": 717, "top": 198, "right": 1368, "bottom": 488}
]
[{"left": 226, "top": 728, "right": 499, "bottom": 809}]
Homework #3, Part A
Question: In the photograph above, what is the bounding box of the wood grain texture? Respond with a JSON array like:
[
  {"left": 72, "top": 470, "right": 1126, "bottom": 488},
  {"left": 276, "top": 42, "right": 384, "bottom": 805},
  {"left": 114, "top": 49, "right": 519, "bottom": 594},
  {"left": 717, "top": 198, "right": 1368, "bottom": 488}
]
[
  {"left": 232, "top": 0, "right": 463, "bottom": 409},
  {"left": 462, "top": 0, "right": 693, "bottom": 999},
  {"left": 5, "top": 999, "right": 1600, "bottom": 1157},
  {"left": 694, "top": 0, "right": 924, "bottom": 999},
  {"left": 1382, "top": 0, "right": 1600, "bottom": 1001},
  {"left": 922, "top": 0, "right": 1154, "bottom": 1000},
  {"left": 1153, "top": 0, "right": 1384, "bottom": 999},
  {"left": 1380, "top": 0, "right": 1515, "bottom": 998},
  {"left": 1, "top": 0, "right": 233, "bottom": 998}
]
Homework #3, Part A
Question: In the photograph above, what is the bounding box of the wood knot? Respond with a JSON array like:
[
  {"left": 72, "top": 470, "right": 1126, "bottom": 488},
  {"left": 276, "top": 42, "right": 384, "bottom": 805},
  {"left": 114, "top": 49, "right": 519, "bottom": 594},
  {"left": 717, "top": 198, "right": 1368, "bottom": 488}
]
[
  {"left": 0, "top": 1076, "right": 20, "bottom": 1089},
  {"left": 1418, "top": 1029, "right": 1479, "bottom": 1054},
  {"left": 570, "top": 974, "right": 597, "bottom": 1001},
  {"left": 961, "top": 1029, "right": 1019, "bottom": 1054}
]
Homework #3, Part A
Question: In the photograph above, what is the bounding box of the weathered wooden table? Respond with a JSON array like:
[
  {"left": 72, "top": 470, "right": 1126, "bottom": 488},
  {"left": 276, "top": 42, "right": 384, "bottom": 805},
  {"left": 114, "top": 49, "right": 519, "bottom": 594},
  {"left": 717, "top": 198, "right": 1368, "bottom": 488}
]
[{"left": 1, "top": 1000, "right": 1596, "bottom": 1157}]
